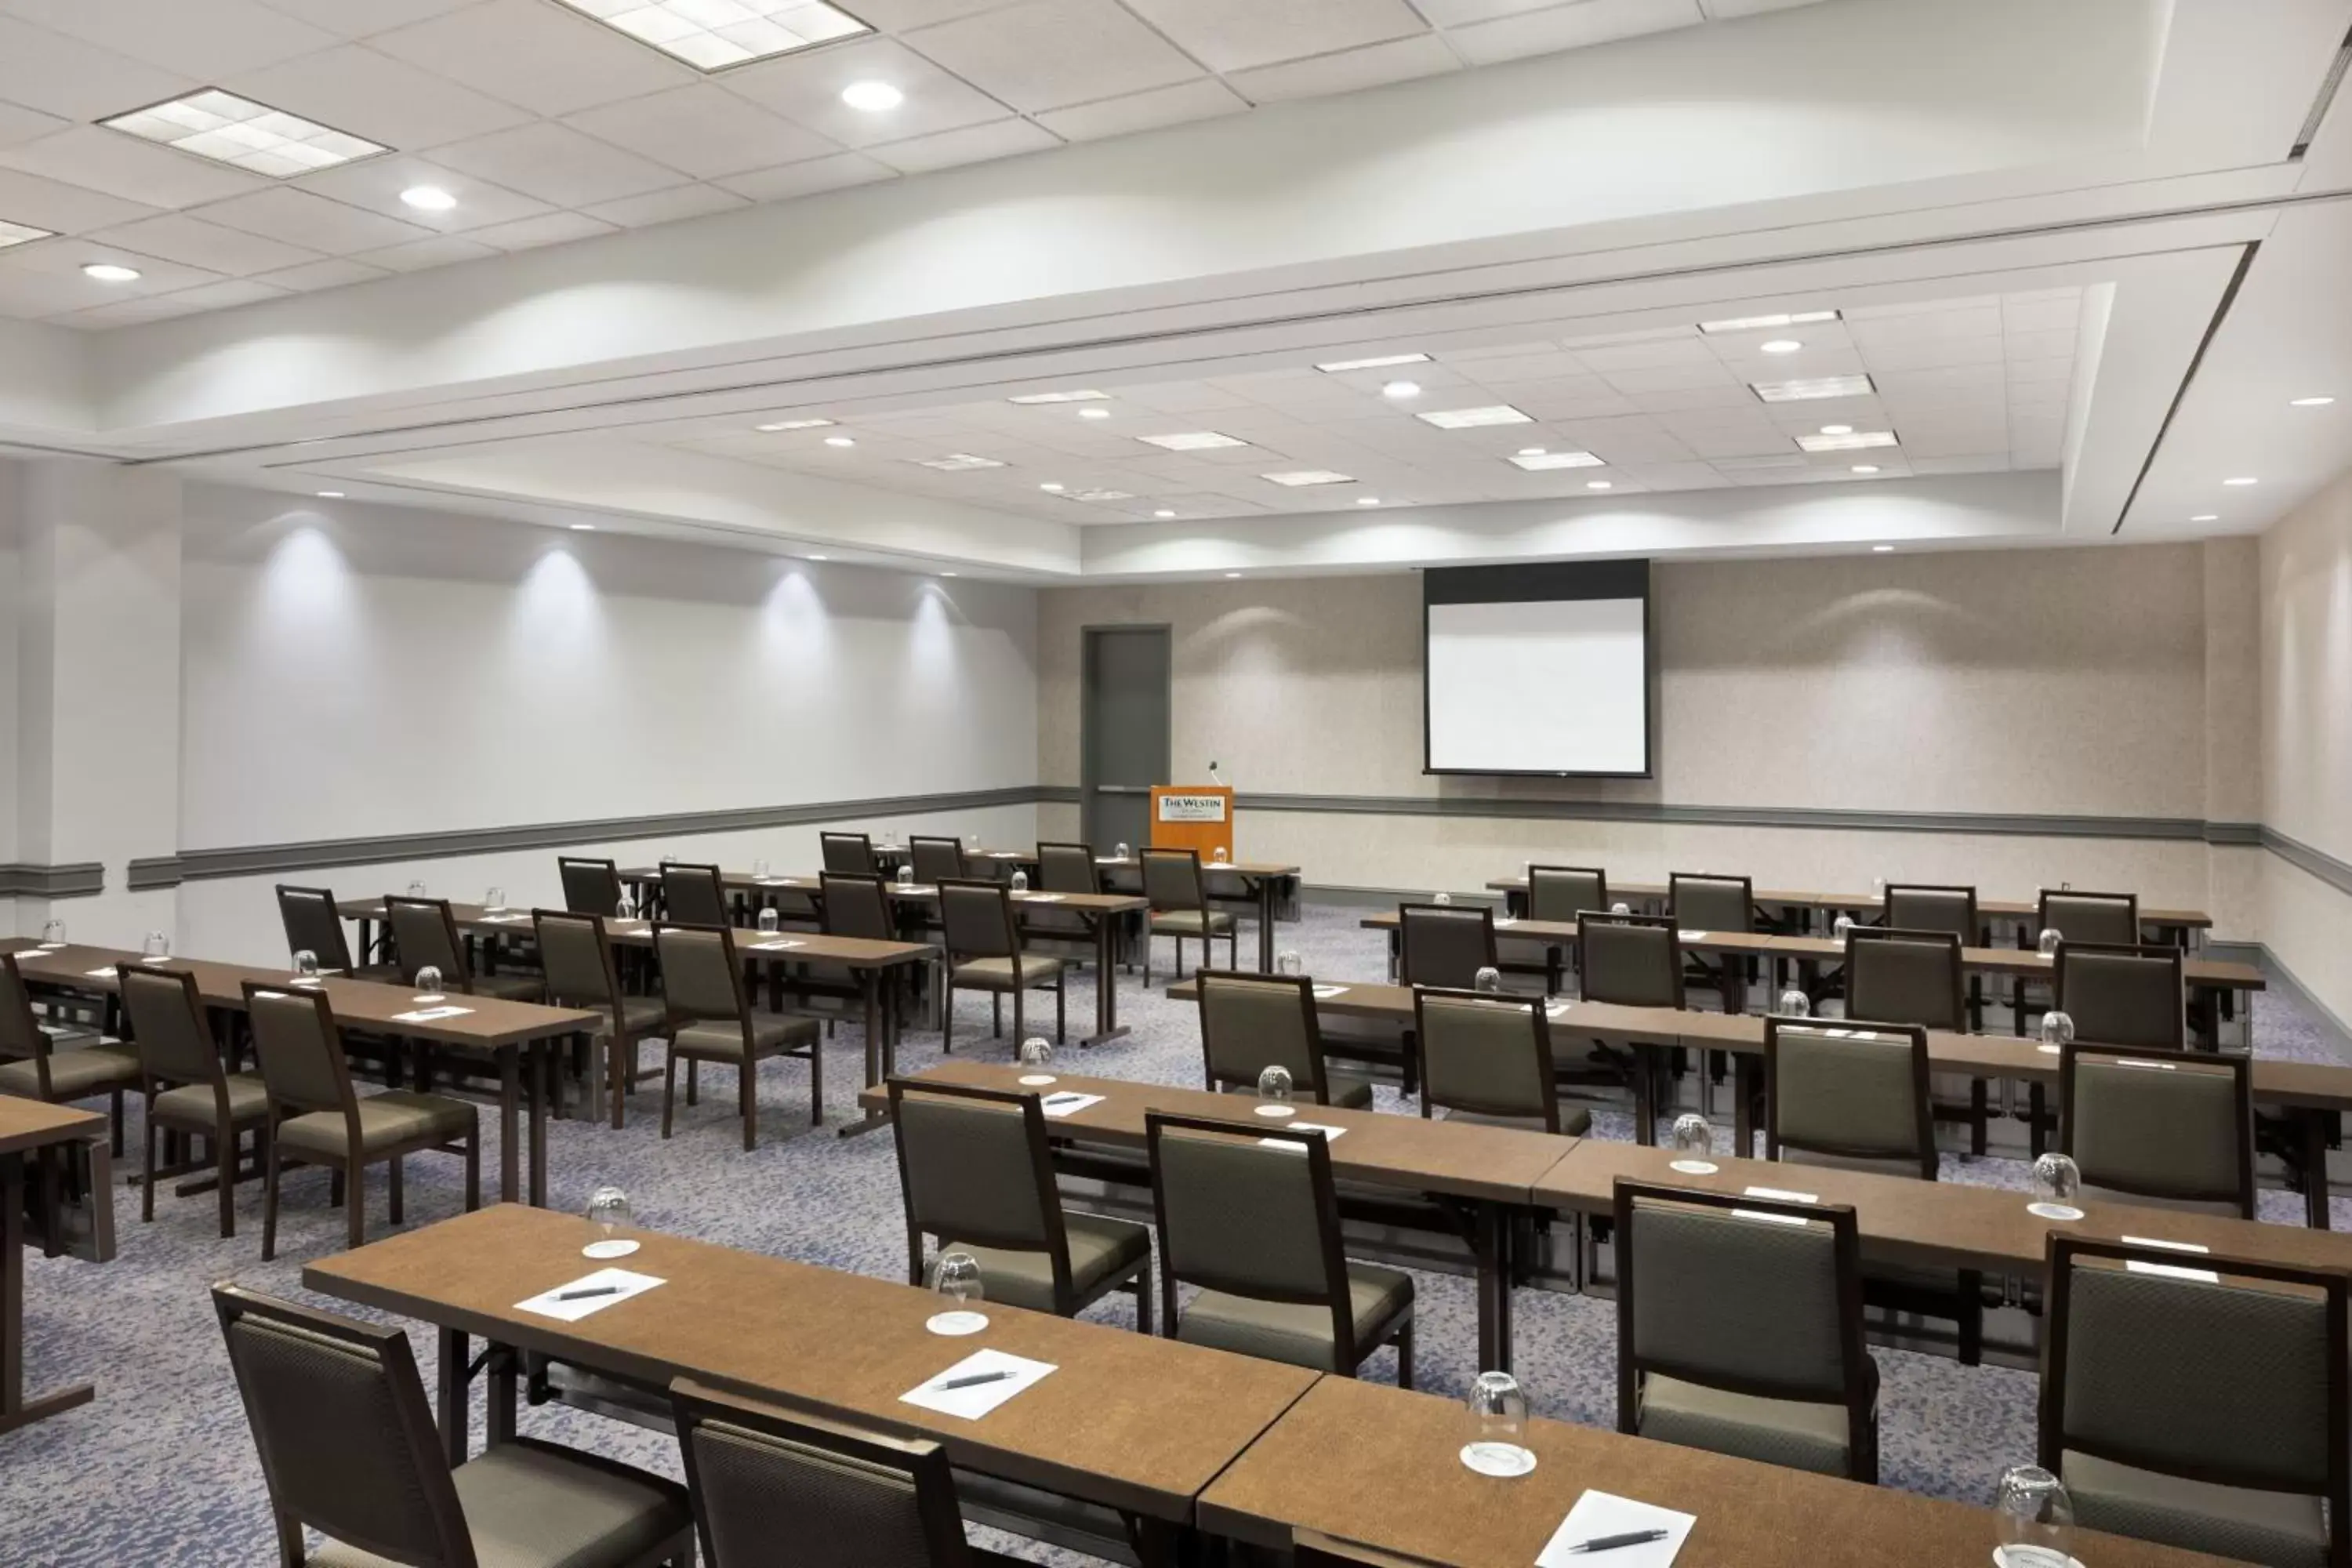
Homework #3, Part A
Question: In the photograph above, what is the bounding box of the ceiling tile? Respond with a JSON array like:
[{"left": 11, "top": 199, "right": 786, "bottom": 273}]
[
  {"left": 584, "top": 182, "right": 749, "bottom": 227},
  {"left": 722, "top": 36, "right": 1014, "bottom": 147},
  {"left": 5, "top": 0, "right": 341, "bottom": 79},
  {"left": 0, "top": 235, "right": 223, "bottom": 292},
  {"left": 292, "top": 154, "right": 556, "bottom": 234},
  {"left": 0, "top": 267, "right": 107, "bottom": 318},
  {"left": 350, "top": 233, "right": 499, "bottom": 270},
  {"left": 427, "top": 122, "right": 690, "bottom": 208},
  {"left": 369, "top": 0, "right": 697, "bottom": 117},
  {"left": 564, "top": 85, "right": 842, "bottom": 180},
  {"left": 1698, "top": 0, "right": 1825, "bottom": 16},
  {"left": 716, "top": 149, "right": 896, "bottom": 201},
  {"left": 1444, "top": 0, "right": 1702, "bottom": 64},
  {"left": 0, "top": 165, "right": 162, "bottom": 234},
  {"left": 906, "top": 0, "right": 1204, "bottom": 114},
  {"left": 248, "top": 254, "right": 389, "bottom": 290},
  {"left": 0, "top": 100, "right": 68, "bottom": 152},
  {"left": 466, "top": 210, "right": 618, "bottom": 249},
  {"left": 0, "top": 125, "right": 273, "bottom": 211},
  {"left": 868, "top": 116, "right": 1060, "bottom": 173},
  {"left": 848, "top": 0, "right": 1025, "bottom": 25},
  {"left": 223, "top": 42, "right": 535, "bottom": 151},
  {"left": 252, "top": 0, "right": 488, "bottom": 38},
  {"left": 1412, "top": 0, "right": 1562, "bottom": 23},
  {"left": 1033, "top": 77, "right": 1247, "bottom": 141},
  {"left": 56, "top": 290, "right": 226, "bottom": 328},
  {"left": 198, "top": 186, "right": 436, "bottom": 252},
  {"left": 1120, "top": 0, "right": 1427, "bottom": 73},
  {"left": 82, "top": 212, "right": 323, "bottom": 274},
  {"left": 0, "top": 16, "right": 198, "bottom": 122},
  {"left": 1226, "top": 31, "right": 1459, "bottom": 100},
  {"left": 123, "top": 275, "right": 292, "bottom": 313}
]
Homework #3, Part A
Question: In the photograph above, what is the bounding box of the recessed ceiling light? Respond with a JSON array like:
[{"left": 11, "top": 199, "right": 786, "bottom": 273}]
[
  {"left": 2191, "top": 514, "right": 2220, "bottom": 522},
  {"left": 1818, "top": 423, "right": 1853, "bottom": 436},
  {"left": 1356, "top": 496, "right": 1381, "bottom": 506},
  {"left": 2289, "top": 396, "right": 2336, "bottom": 407},
  {"left": 1316, "top": 352, "right": 1430, "bottom": 373},
  {"left": 1154, "top": 510, "right": 1177, "bottom": 518},
  {"left": 400, "top": 185, "right": 456, "bottom": 212},
  {"left": 1759, "top": 339, "right": 1803, "bottom": 354},
  {"left": 315, "top": 490, "right": 344, "bottom": 499},
  {"left": 940, "top": 571, "right": 958, "bottom": 577},
  {"left": 805, "top": 554, "right": 828, "bottom": 561},
  {"left": 1508, "top": 450, "right": 1604, "bottom": 471},
  {"left": 554, "top": 0, "right": 869, "bottom": 71},
  {"left": 1418, "top": 405, "right": 1533, "bottom": 429},
  {"left": 2223, "top": 476, "right": 2259, "bottom": 486},
  {"left": 1851, "top": 464, "right": 1881, "bottom": 474},
  {"left": 1224, "top": 572, "right": 1243, "bottom": 579},
  {"left": 101, "top": 89, "right": 384, "bottom": 177},
  {"left": 1381, "top": 380, "right": 1421, "bottom": 400},
  {"left": 1077, "top": 407, "right": 1112, "bottom": 419},
  {"left": 823, "top": 435, "right": 856, "bottom": 448},
  {"left": 1798, "top": 430, "right": 1898, "bottom": 452},
  {"left": 1872, "top": 544, "right": 1894, "bottom": 552},
  {"left": 757, "top": 417, "right": 835, "bottom": 431},
  {"left": 1040, "top": 482, "right": 1065, "bottom": 492},
  {"left": 915, "top": 453, "right": 1005, "bottom": 470},
  {"left": 1586, "top": 480, "right": 1613, "bottom": 490},
  {"left": 1262, "top": 470, "right": 1355, "bottom": 487},
  {"left": 1070, "top": 488, "right": 1134, "bottom": 502},
  {"left": 82, "top": 263, "right": 140, "bottom": 282},
  {"left": 1699, "top": 310, "right": 1839, "bottom": 334},
  {"left": 1138, "top": 431, "right": 1247, "bottom": 451},
  {"left": 570, "top": 523, "right": 595, "bottom": 531},
  {"left": 0, "top": 219, "right": 55, "bottom": 250},
  {"left": 841, "top": 80, "right": 904, "bottom": 112},
  {"left": 1007, "top": 389, "right": 1108, "bottom": 404},
  {"left": 1753, "top": 375, "right": 1875, "bottom": 402}
]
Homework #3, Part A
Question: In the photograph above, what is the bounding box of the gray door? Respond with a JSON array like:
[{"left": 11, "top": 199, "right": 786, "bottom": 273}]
[{"left": 1081, "top": 626, "right": 1171, "bottom": 854}]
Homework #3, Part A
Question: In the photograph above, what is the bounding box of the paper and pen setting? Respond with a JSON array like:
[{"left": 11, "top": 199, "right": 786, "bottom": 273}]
[
  {"left": 1038, "top": 1091, "right": 1105, "bottom": 1119},
  {"left": 899, "top": 1348, "right": 1057, "bottom": 1420},
  {"left": 1537, "top": 1490, "right": 1694, "bottom": 1566},
  {"left": 515, "top": 1268, "right": 666, "bottom": 1323}
]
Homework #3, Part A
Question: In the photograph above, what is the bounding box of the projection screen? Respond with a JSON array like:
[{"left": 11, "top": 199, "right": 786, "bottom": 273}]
[{"left": 1423, "top": 560, "right": 1654, "bottom": 777}]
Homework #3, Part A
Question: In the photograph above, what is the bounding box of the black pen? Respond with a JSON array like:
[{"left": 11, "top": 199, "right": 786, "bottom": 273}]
[
  {"left": 1564, "top": 1528, "right": 1669, "bottom": 1555},
  {"left": 935, "top": 1370, "right": 1017, "bottom": 1392},
  {"left": 557, "top": 1285, "right": 621, "bottom": 1301}
]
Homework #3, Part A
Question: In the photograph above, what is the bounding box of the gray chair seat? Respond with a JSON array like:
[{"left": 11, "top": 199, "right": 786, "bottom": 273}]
[
  {"left": 309, "top": 1436, "right": 691, "bottom": 1568},
  {"left": 2062, "top": 1450, "right": 2328, "bottom": 1568},
  {"left": 1440, "top": 1105, "right": 1593, "bottom": 1135},
  {"left": 592, "top": 996, "right": 669, "bottom": 1038},
  {"left": 153, "top": 1072, "right": 272, "bottom": 1127},
  {"left": 278, "top": 1090, "right": 477, "bottom": 1160},
  {"left": 671, "top": 1017, "right": 817, "bottom": 1058},
  {"left": 952, "top": 953, "right": 1065, "bottom": 989},
  {"left": 1178, "top": 1262, "right": 1411, "bottom": 1372},
  {"left": 949, "top": 1214, "right": 1151, "bottom": 1314},
  {"left": 1638, "top": 1373, "right": 1862, "bottom": 1478},
  {"left": 1151, "top": 910, "right": 1233, "bottom": 935},
  {"left": 0, "top": 1043, "right": 142, "bottom": 1100},
  {"left": 467, "top": 973, "right": 546, "bottom": 1003}
]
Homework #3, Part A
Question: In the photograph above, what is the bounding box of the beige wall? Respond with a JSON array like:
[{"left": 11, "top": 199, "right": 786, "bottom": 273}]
[{"left": 1040, "top": 539, "right": 2261, "bottom": 932}]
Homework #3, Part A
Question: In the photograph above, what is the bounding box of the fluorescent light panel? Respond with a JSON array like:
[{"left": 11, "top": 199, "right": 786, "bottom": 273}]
[
  {"left": 755, "top": 417, "right": 835, "bottom": 430},
  {"left": 102, "top": 90, "right": 384, "bottom": 177},
  {"left": 1007, "top": 389, "right": 1108, "bottom": 405},
  {"left": 0, "top": 219, "right": 55, "bottom": 249},
  {"left": 1315, "top": 352, "right": 1430, "bottom": 373},
  {"left": 1417, "top": 405, "right": 1533, "bottom": 429},
  {"left": 1138, "top": 431, "right": 1247, "bottom": 451},
  {"left": 553, "top": 0, "right": 870, "bottom": 71},
  {"left": 913, "top": 453, "right": 1004, "bottom": 471},
  {"left": 1262, "top": 470, "right": 1354, "bottom": 486},
  {"left": 1508, "top": 450, "right": 1604, "bottom": 471},
  {"left": 1068, "top": 488, "right": 1134, "bottom": 502},
  {"left": 1751, "top": 374, "right": 1875, "bottom": 403},
  {"left": 1795, "top": 429, "right": 1898, "bottom": 452},
  {"left": 1700, "top": 310, "right": 1839, "bottom": 334}
]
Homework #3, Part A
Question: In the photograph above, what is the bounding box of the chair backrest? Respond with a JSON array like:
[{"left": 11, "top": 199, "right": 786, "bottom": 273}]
[
  {"left": 1396, "top": 903, "right": 1497, "bottom": 989},
  {"left": 532, "top": 909, "right": 619, "bottom": 1012},
  {"left": 909, "top": 837, "right": 967, "bottom": 885},
  {"left": 2039, "top": 889, "right": 2140, "bottom": 948},
  {"left": 1526, "top": 865, "right": 1608, "bottom": 924},
  {"left": 243, "top": 983, "right": 357, "bottom": 1117},
  {"left": 655, "top": 923, "right": 747, "bottom": 1027},
  {"left": 1197, "top": 970, "right": 1329, "bottom": 1099},
  {"left": 212, "top": 1286, "right": 474, "bottom": 1568},
  {"left": 0, "top": 953, "right": 53, "bottom": 1069},
  {"left": 384, "top": 896, "right": 470, "bottom": 989},
  {"left": 1575, "top": 913, "right": 1686, "bottom": 1008},
  {"left": 556, "top": 856, "right": 623, "bottom": 917},
  {"left": 820, "top": 833, "right": 877, "bottom": 876},
  {"left": 1884, "top": 883, "right": 1978, "bottom": 944},
  {"left": 1668, "top": 873, "right": 1754, "bottom": 934},
  {"left": 887, "top": 1080, "right": 1066, "bottom": 1298},
  {"left": 820, "top": 873, "right": 896, "bottom": 942},
  {"left": 276, "top": 884, "right": 357, "bottom": 971},
  {"left": 1414, "top": 988, "right": 1559, "bottom": 1131},
  {"left": 1614, "top": 1181, "right": 1871, "bottom": 1456},
  {"left": 1139, "top": 847, "right": 1207, "bottom": 913},
  {"left": 1765, "top": 1018, "right": 1934, "bottom": 1180},
  {"left": 661, "top": 862, "right": 731, "bottom": 928},
  {"left": 672, "top": 1377, "right": 971, "bottom": 1568},
  {"left": 1149, "top": 1112, "right": 1350, "bottom": 1345},
  {"left": 937, "top": 879, "right": 1017, "bottom": 962},
  {"left": 120, "top": 963, "right": 223, "bottom": 1090},
  {"left": 2042, "top": 1235, "right": 2349, "bottom": 1538},
  {"left": 2061, "top": 1044, "right": 2253, "bottom": 1215},
  {"left": 2054, "top": 942, "right": 2185, "bottom": 1051},
  {"left": 1842, "top": 927, "right": 1964, "bottom": 1031},
  {"left": 1036, "top": 841, "right": 1101, "bottom": 896}
]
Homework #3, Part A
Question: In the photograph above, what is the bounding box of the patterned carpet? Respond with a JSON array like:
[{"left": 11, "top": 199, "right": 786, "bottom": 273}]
[{"left": 2, "top": 905, "right": 2342, "bottom": 1566}]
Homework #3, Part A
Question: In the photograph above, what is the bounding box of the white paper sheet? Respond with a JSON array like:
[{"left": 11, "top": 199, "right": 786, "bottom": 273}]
[
  {"left": 1494, "top": 916, "right": 1518, "bottom": 927},
  {"left": 1014, "top": 892, "right": 1066, "bottom": 903},
  {"left": 2118, "top": 1235, "right": 2209, "bottom": 1252},
  {"left": 514, "top": 1268, "right": 666, "bottom": 1323},
  {"left": 1038, "top": 1091, "right": 1104, "bottom": 1119},
  {"left": 1312, "top": 984, "right": 1350, "bottom": 999},
  {"left": 1261, "top": 1121, "right": 1347, "bottom": 1152},
  {"left": 748, "top": 938, "right": 804, "bottom": 952},
  {"left": 478, "top": 913, "right": 528, "bottom": 924},
  {"left": 392, "top": 1005, "right": 476, "bottom": 1023},
  {"left": 1677, "top": 930, "right": 1708, "bottom": 942},
  {"left": 898, "top": 1348, "right": 1057, "bottom": 1421},
  {"left": 1740, "top": 1185, "right": 1817, "bottom": 1203},
  {"left": 1537, "top": 1490, "right": 1695, "bottom": 1568}
]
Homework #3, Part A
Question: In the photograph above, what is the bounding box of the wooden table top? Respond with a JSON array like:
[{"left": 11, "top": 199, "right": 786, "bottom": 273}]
[
  {"left": 600, "top": 879, "right": 1149, "bottom": 913},
  {"left": 0, "top": 1093, "right": 107, "bottom": 1160},
  {"left": 1481, "top": 879, "right": 2216, "bottom": 928},
  {"left": 856, "top": 849, "right": 1301, "bottom": 878},
  {"left": 331, "top": 902, "right": 935, "bottom": 969},
  {"left": 1196, "top": 1374, "right": 2237, "bottom": 1566},
  {"left": 2, "top": 939, "right": 600, "bottom": 1050},
  {"left": 303, "top": 1204, "right": 1316, "bottom": 1523},
  {"left": 869, "top": 1062, "right": 1575, "bottom": 1207}
]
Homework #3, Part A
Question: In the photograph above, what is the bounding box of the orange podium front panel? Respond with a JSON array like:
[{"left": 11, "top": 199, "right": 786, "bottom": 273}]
[{"left": 1149, "top": 785, "right": 1233, "bottom": 861}]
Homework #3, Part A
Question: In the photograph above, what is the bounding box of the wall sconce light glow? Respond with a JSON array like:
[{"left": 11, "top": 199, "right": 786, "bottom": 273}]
[
  {"left": 1077, "top": 406, "right": 1111, "bottom": 419},
  {"left": 1586, "top": 480, "right": 1612, "bottom": 490},
  {"left": 1872, "top": 544, "right": 1895, "bottom": 552},
  {"left": 83, "top": 263, "right": 140, "bottom": 282},
  {"left": 2191, "top": 513, "right": 2219, "bottom": 521},
  {"left": 2222, "top": 476, "right": 2258, "bottom": 485},
  {"left": 1039, "top": 482, "right": 1064, "bottom": 492},
  {"left": 940, "top": 571, "right": 958, "bottom": 577},
  {"left": 315, "top": 490, "right": 344, "bottom": 498},
  {"left": 399, "top": 185, "right": 456, "bottom": 212},
  {"left": 1356, "top": 496, "right": 1381, "bottom": 506},
  {"left": 841, "top": 80, "right": 903, "bottom": 111},
  {"left": 1851, "top": 464, "right": 1881, "bottom": 474},
  {"left": 569, "top": 523, "right": 595, "bottom": 531},
  {"left": 1153, "top": 509, "right": 1176, "bottom": 518},
  {"left": 1224, "top": 572, "right": 1242, "bottom": 579},
  {"left": 1381, "top": 380, "right": 1421, "bottom": 400},
  {"left": 823, "top": 435, "right": 856, "bottom": 448},
  {"left": 1760, "top": 339, "right": 1802, "bottom": 354},
  {"left": 804, "top": 554, "right": 827, "bottom": 561},
  {"left": 2290, "top": 396, "right": 2336, "bottom": 407}
]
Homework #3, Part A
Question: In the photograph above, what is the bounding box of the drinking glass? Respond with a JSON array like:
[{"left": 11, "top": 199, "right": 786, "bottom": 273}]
[
  {"left": 1669, "top": 1112, "right": 1718, "bottom": 1174},
  {"left": 2029, "top": 1152, "right": 2083, "bottom": 1221},
  {"left": 1993, "top": 1465, "right": 2076, "bottom": 1568},
  {"left": 415, "top": 964, "right": 445, "bottom": 1004},
  {"left": 751, "top": 858, "right": 770, "bottom": 880},
  {"left": 1433, "top": 891, "right": 1452, "bottom": 906},
  {"left": 1256, "top": 1064, "right": 1296, "bottom": 1119},
  {"left": 1214, "top": 846, "right": 1229, "bottom": 862},
  {"left": 1459, "top": 1371, "right": 1537, "bottom": 1477},
  {"left": 1113, "top": 842, "right": 1131, "bottom": 861},
  {"left": 408, "top": 880, "right": 428, "bottom": 898},
  {"left": 1474, "top": 966, "right": 1501, "bottom": 994},
  {"left": 2038, "top": 926, "right": 2063, "bottom": 958},
  {"left": 1278, "top": 950, "right": 1303, "bottom": 977},
  {"left": 583, "top": 1185, "right": 640, "bottom": 1258},
  {"left": 39, "top": 919, "right": 64, "bottom": 946},
  {"left": 143, "top": 931, "right": 169, "bottom": 960},
  {"left": 1834, "top": 913, "right": 1856, "bottom": 937},
  {"left": 1610, "top": 902, "right": 1631, "bottom": 916},
  {"left": 2040, "top": 1009, "right": 2075, "bottom": 1050},
  {"left": 1011, "top": 870, "right": 1030, "bottom": 894},
  {"left": 484, "top": 886, "right": 505, "bottom": 913},
  {"left": 757, "top": 908, "right": 780, "bottom": 934},
  {"left": 293, "top": 949, "right": 320, "bottom": 982},
  {"left": 1777, "top": 988, "right": 1810, "bottom": 1016},
  {"left": 617, "top": 891, "right": 637, "bottom": 921},
  {"left": 896, "top": 864, "right": 915, "bottom": 888},
  {"left": 927, "top": 1250, "right": 988, "bottom": 1334},
  {"left": 884, "top": 829, "right": 899, "bottom": 849},
  {"left": 965, "top": 833, "right": 980, "bottom": 853},
  {"left": 1018, "top": 1036, "right": 1055, "bottom": 1086}
]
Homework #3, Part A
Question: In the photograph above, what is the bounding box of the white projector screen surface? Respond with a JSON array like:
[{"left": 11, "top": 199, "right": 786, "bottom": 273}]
[{"left": 1425, "top": 596, "right": 1650, "bottom": 774}]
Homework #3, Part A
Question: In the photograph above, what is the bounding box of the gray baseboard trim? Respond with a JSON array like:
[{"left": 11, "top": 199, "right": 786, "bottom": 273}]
[
  {"left": 2262, "top": 826, "right": 2352, "bottom": 899},
  {"left": 0, "top": 862, "right": 106, "bottom": 898}
]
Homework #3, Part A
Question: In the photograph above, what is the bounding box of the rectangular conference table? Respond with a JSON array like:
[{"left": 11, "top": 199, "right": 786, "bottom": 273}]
[
  {"left": 2, "top": 1094, "right": 107, "bottom": 1436},
  {"left": 2, "top": 939, "right": 596, "bottom": 1208},
  {"left": 864, "top": 1061, "right": 1573, "bottom": 1374},
  {"left": 1199, "top": 1374, "right": 2236, "bottom": 1567},
  {"left": 304, "top": 1204, "right": 1317, "bottom": 1561},
  {"left": 1486, "top": 877, "right": 2216, "bottom": 945}
]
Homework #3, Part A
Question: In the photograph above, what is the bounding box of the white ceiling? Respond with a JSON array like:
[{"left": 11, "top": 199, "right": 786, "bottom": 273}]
[{"left": 0, "top": 0, "right": 1822, "bottom": 328}]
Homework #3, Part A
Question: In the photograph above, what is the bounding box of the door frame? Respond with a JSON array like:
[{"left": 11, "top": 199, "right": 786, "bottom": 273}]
[{"left": 1079, "top": 622, "right": 1173, "bottom": 851}]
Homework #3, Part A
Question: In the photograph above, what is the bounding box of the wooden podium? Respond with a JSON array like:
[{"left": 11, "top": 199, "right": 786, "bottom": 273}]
[{"left": 1149, "top": 784, "right": 1233, "bottom": 861}]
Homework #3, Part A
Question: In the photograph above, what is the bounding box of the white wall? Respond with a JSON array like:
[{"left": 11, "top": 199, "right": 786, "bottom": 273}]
[{"left": 169, "top": 485, "right": 1040, "bottom": 963}]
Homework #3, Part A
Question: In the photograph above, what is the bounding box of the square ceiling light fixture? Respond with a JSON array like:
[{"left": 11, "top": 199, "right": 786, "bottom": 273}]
[
  {"left": 1751, "top": 374, "right": 1875, "bottom": 403},
  {"left": 1508, "top": 450, "right": 1605, "bottom": 471},
  {"left": 553, "top": 0, "right": 871, "bottom": 71},
  {"left": 913, "top": 453, "right": 1005, "bottom": 470},
  {"left": 102, "top": 90, "right": 385, "bottom": 176},
  {"left": 0, "top": 219, "right": 54, "bottom": 250},
  {"left": 1699, "top": 310, "right": 1840, "bottom": 333},
  {"left": 1138, "top": 431, "right": 1248, "bottom": 451},
  {"left": 1795, "top": 429, "right": 1899, "bottom": 452},
  {"left": 1417, "top": 405, "right": 1533, "bottom": 429},
  {"left": 1262, "top": 470, "right": 1355, "bottom": 486},
  {"left": 1007, "top": 389, "right": 1109, "bottom": 404},
  {"left": 1315, "top": 352, "right": 1430, "bottom": 372}
]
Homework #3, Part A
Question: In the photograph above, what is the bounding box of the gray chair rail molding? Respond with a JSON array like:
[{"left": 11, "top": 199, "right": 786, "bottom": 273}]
[{"left": 0, "top": 862, "right": 107, "bottom": 898}]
